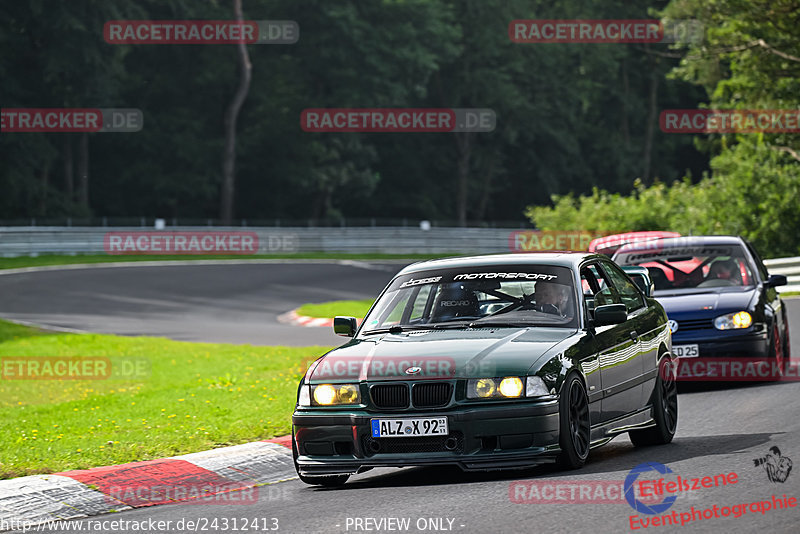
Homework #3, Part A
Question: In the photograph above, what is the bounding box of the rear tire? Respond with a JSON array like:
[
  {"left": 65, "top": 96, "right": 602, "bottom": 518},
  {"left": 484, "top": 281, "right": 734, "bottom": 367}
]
[
  {"left": 630, "top": 356, "right": 678, "bottom": 447},
  {"left": 292, "top": 431, "right": 350, "bottom": 487},
  {"left": 556, "top": 374, "right": 590, "bottom": 469}
]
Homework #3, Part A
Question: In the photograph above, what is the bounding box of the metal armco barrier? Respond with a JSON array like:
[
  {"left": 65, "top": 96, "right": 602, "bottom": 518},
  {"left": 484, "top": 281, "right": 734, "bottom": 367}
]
[
  {"left": 0, "top": 227, "right": 518, "bottom": 257},
  {"left": 1, "top": 227, "right": 798, "bottom": 294}
]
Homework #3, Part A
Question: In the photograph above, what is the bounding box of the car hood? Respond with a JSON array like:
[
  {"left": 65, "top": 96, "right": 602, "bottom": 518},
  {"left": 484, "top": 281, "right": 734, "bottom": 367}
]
[
  {"left": 306, "top": 327, "right": 577, "bottom": 382},
  {"left": 653, "top": 288, "right": 756, "bottom": 316}
]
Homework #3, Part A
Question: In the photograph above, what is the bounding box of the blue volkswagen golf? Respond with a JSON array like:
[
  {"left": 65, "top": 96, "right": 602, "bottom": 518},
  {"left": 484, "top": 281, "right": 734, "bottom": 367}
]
[{"left": 612, "top": 236, "right": 790, "bottom": 375}]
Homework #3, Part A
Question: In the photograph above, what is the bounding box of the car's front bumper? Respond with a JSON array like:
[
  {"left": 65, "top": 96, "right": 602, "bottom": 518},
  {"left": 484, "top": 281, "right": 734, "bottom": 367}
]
[
  {"left": 292, "top": 400, "right": 561, "bottom": 476},
  {"left": 672, "top": 331, "right": 769, "bottom": 358}
]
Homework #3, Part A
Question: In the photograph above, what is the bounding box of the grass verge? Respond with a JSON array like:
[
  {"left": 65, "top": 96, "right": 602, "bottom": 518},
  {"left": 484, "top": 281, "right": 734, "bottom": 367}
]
[
  {"left": 0, "top": 253, "right": 440, "bottom": 271},
  {"left": 0, "top": 319, "right": 330, "bottom": 479},
  {"left": 296, "top": 299, "right": 374, "bottom": 320}
]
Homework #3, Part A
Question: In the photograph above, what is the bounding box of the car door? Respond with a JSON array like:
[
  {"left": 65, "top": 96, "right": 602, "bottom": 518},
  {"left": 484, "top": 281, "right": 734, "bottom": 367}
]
[
  {"left": 584, "top": 262, "right": 643, "bottom": 422},
  {"left": 744, "top": 239, "right": 786, "bottom": 350},
  {"left": 600, "top": 260, "right": 660, "bottom": 405},
  {"left": 578, "top": 266, "right": 604, "bottom": 426}
]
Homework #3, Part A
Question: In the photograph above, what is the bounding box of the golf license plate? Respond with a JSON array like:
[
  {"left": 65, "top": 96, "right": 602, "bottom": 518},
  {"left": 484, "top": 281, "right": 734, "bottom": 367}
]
[
  {"left": 673, "top": 344, "right": 699, "bottom": 358},
  {"left": 371, "top": 417, "right": 448, "bottom": 438}
]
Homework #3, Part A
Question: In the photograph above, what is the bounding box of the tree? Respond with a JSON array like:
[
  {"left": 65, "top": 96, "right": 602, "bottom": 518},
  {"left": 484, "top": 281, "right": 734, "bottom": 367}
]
[{"left": 220, "top": 0, "right": 252, "bottom": 224}]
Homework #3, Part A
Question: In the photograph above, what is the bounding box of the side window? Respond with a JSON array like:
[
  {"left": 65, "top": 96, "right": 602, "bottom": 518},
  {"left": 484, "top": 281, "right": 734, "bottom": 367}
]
[
  {"left": 581, "top": 263, "right": 619, "bottom": 318},
  {"left": 581, "top": 266, "right": 600, "bottom": 295},
  {"left": 745, "top": 241, "right": 769, "bottom": 281},
  {"left": 586, "top": 264, "right": 620, "bottom": 307},
  {"left": 601, "top": 262, "right": 646, "bottom": 313}
]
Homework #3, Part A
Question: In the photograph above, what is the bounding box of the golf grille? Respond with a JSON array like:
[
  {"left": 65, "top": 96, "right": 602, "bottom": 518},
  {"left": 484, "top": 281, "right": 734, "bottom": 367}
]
[{"left": 675, "top": 318, "right": 713, "bottom": 331}]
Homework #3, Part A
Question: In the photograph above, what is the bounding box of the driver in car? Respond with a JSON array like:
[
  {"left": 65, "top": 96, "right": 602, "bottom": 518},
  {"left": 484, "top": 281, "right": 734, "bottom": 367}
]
[
  {"left": 533, "top": 281, "right": 572, "bottom": 318},
  {"left": 707, "top": 259, "right": 742, "bottom": 285}
]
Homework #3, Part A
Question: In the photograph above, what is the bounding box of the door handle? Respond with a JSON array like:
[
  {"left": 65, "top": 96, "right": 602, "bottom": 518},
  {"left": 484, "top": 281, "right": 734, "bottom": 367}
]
[{"left": 629, "top": 331, "right": 639, "bottom": 341}]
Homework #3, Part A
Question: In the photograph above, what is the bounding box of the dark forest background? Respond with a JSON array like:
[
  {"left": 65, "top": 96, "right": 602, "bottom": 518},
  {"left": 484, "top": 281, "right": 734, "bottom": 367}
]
[{"left": 2, "top": 1, "right": 798, "bottom": 255}]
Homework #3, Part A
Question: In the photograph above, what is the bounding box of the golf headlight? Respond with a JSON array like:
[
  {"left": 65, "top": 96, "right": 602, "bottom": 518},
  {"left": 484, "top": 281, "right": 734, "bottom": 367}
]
[
  {"left": 311, "top": 384, "right": 361, "bottom": 405},
  {"left": 467, "top": 377, "right": 524, "bottom": 399},
  {"left": 714, "top": 311, "right": 752, "bottom": 330}
]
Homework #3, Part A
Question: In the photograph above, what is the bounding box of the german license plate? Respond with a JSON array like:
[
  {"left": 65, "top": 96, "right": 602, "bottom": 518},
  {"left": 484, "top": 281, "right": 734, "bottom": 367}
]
[
  {"left": 371, "top": 417, "right": 448, "bottom": 438},
  {"left": 673, "top": 344, "right": 699, "bottom": 358}
]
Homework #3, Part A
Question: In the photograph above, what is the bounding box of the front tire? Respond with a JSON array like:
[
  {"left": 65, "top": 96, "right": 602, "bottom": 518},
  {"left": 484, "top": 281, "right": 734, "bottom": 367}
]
[
  {"left": 556, "top": 374, "right": 590, "bottom": 469},
  {"left": 292, "top": 431, "right": 350, "bottom": 487},
  {"left": 767, "top": 324, "right": 785, "bottom": 381},
  {"left": 630, "top": 356, "right": 677, "bottom": 447}
]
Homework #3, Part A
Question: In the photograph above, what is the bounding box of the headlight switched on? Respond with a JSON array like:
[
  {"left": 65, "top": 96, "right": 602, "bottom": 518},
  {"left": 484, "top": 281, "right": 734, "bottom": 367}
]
[
  {"left": 714, "top": 311, "right": 752, "bottom": 330},
  {"left": 467, "top": 376, "right": 550, "bottom": 399},
  {"left": 307, "top": 383, "right": 361, "bottom": 406}
]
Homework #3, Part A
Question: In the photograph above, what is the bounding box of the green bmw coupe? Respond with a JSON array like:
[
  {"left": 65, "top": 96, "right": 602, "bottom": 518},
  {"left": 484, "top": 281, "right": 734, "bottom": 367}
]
[{"left": 292, "top": 253, "right": 677, "bottom": 486}]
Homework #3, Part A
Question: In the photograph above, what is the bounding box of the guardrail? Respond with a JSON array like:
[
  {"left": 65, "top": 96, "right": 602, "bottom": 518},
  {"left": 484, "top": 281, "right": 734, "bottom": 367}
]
[
  {"left": 2, "top": 227, "right": 798, "bottom": 294},
  {"left": 764, "top": 257, "right": 800, "bottom": 294},
  {"left": 0, "top": 226, "right": 517, "bottom": 257}
]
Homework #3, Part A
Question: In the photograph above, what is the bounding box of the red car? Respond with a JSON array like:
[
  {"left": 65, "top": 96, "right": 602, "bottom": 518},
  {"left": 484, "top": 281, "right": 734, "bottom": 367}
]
[{"left": 589, "top": 231, "right": 681, "bottom": 257}]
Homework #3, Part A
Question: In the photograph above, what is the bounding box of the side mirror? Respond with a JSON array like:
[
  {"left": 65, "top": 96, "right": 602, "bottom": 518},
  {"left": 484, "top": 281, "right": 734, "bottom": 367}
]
[
  {"left": 333, "top": 316, "right": 358, "bottom": 337},
  {"left": 766, "top": 274, "right": 787, "bottom": 288},
  {"left": 593, "top": 304, "right": 628, "bottom": 326}
]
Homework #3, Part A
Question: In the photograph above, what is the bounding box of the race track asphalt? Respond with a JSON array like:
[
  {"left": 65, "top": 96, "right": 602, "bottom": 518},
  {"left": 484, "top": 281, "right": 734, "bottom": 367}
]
[
  {"left": 0, "top": 261, "right": 406, "bottom": 346},
  {"left": 3, "top": 261, "right": 800, "bottom": 533}
]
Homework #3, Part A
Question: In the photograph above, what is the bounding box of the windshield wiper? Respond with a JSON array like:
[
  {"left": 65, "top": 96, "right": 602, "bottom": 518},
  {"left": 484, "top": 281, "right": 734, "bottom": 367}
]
[
  {"left": 468, "top": 320, "right": 533, "bottom": 328},
  {"left": 361, "top": 322, "right": 473, "bottom": 335}
]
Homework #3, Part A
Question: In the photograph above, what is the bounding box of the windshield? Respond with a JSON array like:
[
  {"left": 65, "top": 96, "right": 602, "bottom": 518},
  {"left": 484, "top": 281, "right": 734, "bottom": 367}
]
[
  {"left": 361, "top": 265, "right": 578, "bottom": 332},
  {"left": 613, "top": 244, "right": 755, "bottom": 292}
]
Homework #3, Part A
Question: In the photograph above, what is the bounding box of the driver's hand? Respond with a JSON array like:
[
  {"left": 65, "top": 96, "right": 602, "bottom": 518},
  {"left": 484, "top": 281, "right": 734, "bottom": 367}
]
[{"left": 536, "top": 303, "right": 560, "bottom": 315}]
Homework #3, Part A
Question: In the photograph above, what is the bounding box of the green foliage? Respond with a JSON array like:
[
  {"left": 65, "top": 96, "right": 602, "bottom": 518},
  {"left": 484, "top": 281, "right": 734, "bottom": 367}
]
[
  {"left": 1, "top": 0, "right": 706, "bottom": 224},
  {"left": 296, "top": 299, "right": 374, "bottom": 319},
  {"left": 526, "top": 0, "right": 800, "bottom": 258},
  {"left": 526, "top": 140, "right": 800, "bottom": 257}
]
